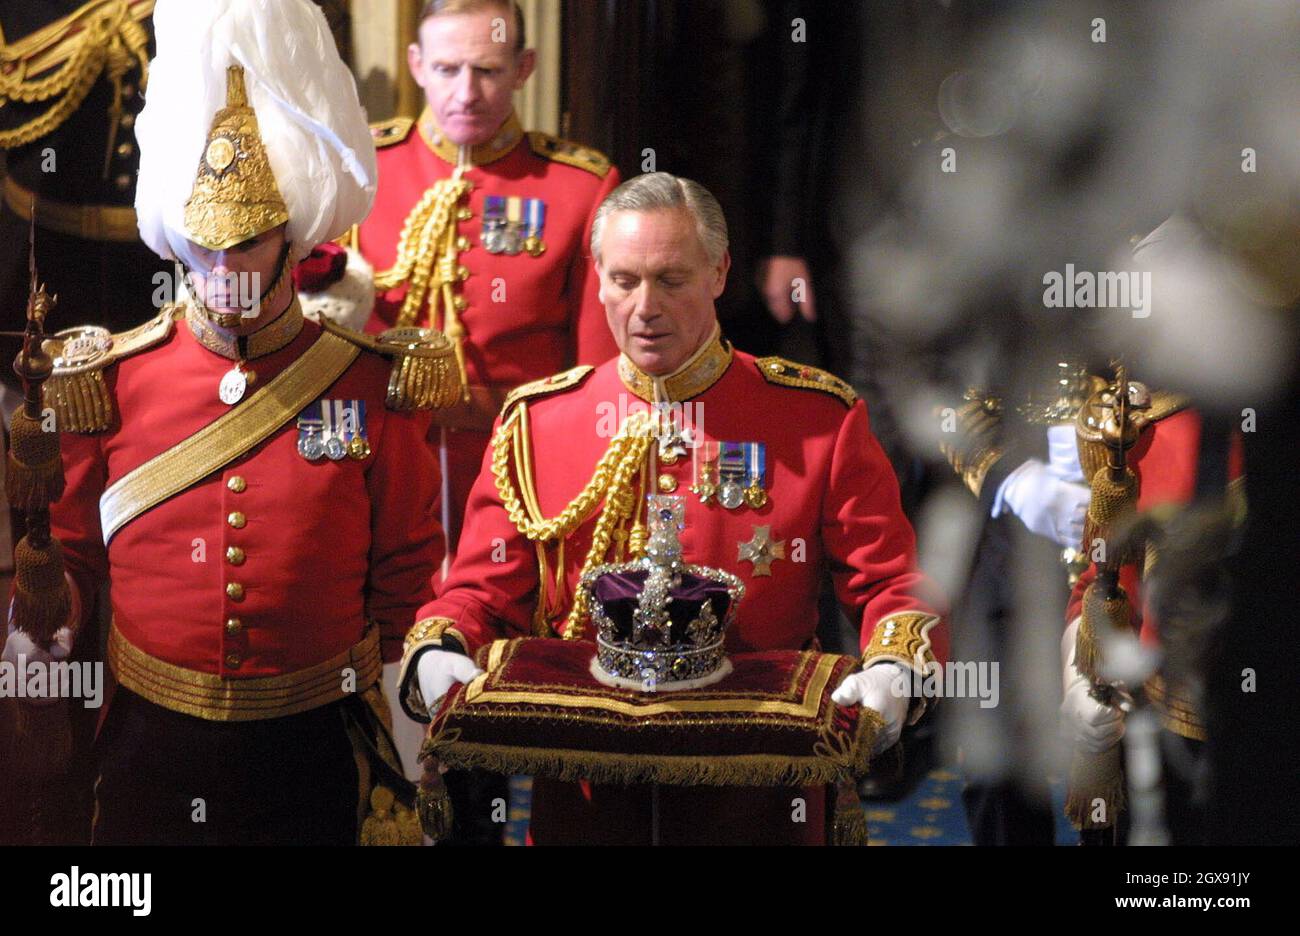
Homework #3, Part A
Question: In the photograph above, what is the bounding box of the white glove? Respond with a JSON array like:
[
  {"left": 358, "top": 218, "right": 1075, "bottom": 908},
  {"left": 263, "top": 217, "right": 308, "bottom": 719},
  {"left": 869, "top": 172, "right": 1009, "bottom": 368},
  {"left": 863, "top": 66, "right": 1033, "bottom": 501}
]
[
  {"left": 3, "top": 621, "right": 75, "bottom": 706},
  {"left": 1046, "top": 424, "right": 1086, "bottom": 483},
  {"left": 416, "top": 648, "right": 484, "bottom": 714},
  {"left": 993, "top": 458, "right": 1090, "bottom": 547},
  {"left": 831, "top": 662, "right": 911, "bottom": 755},
  {"left": 1059, "top": 618, "right": 1130, "bottom": 753}
]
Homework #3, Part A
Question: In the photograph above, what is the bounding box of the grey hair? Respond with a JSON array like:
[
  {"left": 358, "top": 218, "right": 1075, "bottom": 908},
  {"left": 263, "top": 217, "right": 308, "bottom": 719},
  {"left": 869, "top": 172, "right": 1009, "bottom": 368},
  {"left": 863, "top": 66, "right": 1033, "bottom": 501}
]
[{"left": 590, "top": 172, "right": 729, "bottom": 266}]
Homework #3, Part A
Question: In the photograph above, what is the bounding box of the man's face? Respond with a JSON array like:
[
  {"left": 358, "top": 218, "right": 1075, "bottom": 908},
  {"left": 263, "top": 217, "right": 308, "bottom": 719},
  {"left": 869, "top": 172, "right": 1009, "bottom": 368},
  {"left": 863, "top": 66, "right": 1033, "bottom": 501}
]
[
  {"left": 185, "top": 223, "right": 288, "bottom": 330},
  {"left": 408, "top": 9, "right": 535, "bottom": 147},
  {"left": 598, "top": 208, "right": 730, "bottom": 376}
]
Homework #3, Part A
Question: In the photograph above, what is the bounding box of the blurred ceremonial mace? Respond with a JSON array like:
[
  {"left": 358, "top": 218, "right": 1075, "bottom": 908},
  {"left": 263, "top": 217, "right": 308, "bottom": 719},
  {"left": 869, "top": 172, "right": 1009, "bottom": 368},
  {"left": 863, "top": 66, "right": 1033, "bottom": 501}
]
[
  {"left": 5, "top": 210, "right": 71, "bottom": 646},
  {"left": 1066, "top": 364, "right": 1144, "bottom": 844}
]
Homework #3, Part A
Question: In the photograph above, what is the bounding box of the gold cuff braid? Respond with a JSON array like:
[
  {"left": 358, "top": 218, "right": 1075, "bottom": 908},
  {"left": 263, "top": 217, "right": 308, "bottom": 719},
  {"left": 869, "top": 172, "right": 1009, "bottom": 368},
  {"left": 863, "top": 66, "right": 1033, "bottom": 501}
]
[
  {"left": 403, "top": 616, "right": 466, "bottom": 657},
  {"left": 398, "top": 616, "right": 467, "bottom": 720},
  {"left": 862, "top": 611, "right": 941, "bottom": 674}
]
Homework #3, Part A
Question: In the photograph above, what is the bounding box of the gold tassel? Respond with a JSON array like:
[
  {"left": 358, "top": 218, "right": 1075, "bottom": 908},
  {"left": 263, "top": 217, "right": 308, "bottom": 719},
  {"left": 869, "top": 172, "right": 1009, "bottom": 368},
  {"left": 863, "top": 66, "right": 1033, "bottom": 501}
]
[
  {"left": 359, "top": 786, "right": 402, "bottom": 846},
  {"left": 1076, "top": 581, "right": 1132, "bottom": 681},
  {"left": 1065, "top": 746, "right": 1126, "bottom": 830},
  {"left": 1081, "top": 464, "right": 1138, "bottom": 559},
  {"left": 11, "top": 534, "right": 72, "bottom": 645},
  {"left": 359, "top": 785, "right": 422, "bottom": 846},
  {"left": 416, "top": 780, "right": 454, "bottom": 843},
  {"left": 5, "top": 407, "right": 64, "bottom": 511},
  {"left": 832, "top": 779, "right": 869, "bottom": 845}
]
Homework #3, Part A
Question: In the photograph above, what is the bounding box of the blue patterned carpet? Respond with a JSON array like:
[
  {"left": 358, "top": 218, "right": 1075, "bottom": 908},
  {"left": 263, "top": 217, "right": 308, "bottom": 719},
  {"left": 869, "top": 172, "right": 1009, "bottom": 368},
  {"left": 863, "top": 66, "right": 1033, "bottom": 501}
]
[{"left": 503, "top": 770, "right": 1076, "bottom": 845}]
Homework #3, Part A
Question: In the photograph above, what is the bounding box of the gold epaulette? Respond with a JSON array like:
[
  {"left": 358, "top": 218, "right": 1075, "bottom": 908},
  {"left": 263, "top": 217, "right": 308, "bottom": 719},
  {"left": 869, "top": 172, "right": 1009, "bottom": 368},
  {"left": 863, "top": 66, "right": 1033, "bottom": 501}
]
[
  {"left": 1076, "top": 381, "right": 1191, "bottom": 482},
  {"left": 526, "top": 131, "right": 612, "bottom": 179},
  {"left": 43, "top": 304, "right": 178, "bottom": 433},
  {"left": 317, "top": 317, "right": 461, "bottom": 412},
  {"left": 1144, "top": 390, "right": 1190, "bottom": 423},
  {"left": 755, "top": 357, "right": 857, "bottom": 407},
  {"left": 500, "top": 365, "right": 595, "bottom": 417},
  {"left": 370, "top": 116, "right": 414, "bottom": 149},
  {"left": 938, "top": 389, "right": 1005, "bottom": 498}
]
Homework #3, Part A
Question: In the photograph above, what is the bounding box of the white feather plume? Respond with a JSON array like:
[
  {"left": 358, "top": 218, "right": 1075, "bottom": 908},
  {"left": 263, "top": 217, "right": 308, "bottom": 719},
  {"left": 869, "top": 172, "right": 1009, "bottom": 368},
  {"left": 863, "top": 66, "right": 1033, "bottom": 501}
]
[{"left": 135, "top": 0, "right": 376, "bottom": 264}]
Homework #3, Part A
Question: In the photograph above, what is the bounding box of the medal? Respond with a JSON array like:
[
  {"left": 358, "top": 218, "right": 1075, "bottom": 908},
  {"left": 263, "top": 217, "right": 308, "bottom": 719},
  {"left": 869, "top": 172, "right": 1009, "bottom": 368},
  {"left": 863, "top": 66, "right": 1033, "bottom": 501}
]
[
  {"left": 297, "top": 402, "right": 326, "bottom": 460},
  {"left": 219, "top": 365, "right": 248, "bottom": 405},
  {"left": 692, "top": 440, "right": 718, "bottom": 503},
  {"left": 501, "top": 196, "right": 524, "bottom": 255},
  {"left": 298, "top": 431, "right": 325, "bottom": 461},
  {"left": 523, "top": 197, "right": 546, "bottom": 257},
  {"left": 743, "top": 442, "right": 768, "bottom": 509},
  {"left": 718, "top": 442, "right": 746, "bottom": 510},
  {"left": 481, "top": 195, "right": 507, "bottom": 254}
]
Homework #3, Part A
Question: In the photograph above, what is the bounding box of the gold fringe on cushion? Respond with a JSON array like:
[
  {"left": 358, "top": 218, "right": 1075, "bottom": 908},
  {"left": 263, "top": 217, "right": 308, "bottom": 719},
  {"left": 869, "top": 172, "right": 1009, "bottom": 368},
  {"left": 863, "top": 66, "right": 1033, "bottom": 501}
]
[
  {"left": 1065, "top": 745, "right": 1126, "bottom": 831},
  {"left": 11, "top": 535, "right": 72, "bottom": 645},
  {"left": 5, "top": 406, "right": 65, "bottom": 510},
  {"left": 423, "top": 737, "right": 861, "bottom": 789}
]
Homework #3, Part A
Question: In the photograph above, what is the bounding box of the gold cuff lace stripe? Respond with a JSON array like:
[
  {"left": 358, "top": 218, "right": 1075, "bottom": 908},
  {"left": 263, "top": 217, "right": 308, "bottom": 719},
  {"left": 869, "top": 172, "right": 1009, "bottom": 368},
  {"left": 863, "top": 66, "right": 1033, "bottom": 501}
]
[{"left": 108, "top": 620, "right": 382, "bottom": 722}]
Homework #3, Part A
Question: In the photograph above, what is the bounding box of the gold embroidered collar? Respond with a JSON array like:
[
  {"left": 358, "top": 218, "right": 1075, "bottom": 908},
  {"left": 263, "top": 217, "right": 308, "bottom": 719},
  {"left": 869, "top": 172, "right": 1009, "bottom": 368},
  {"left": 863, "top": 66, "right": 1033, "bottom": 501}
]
[
  {"left": 618, "top": 324, "right": 733, "bottom": 403},
  {"left": 418, "top": 108, "right": 524, "bottom": 167},
  {"left": 186, "top": 297, "right": 305, "bottom": 361}
]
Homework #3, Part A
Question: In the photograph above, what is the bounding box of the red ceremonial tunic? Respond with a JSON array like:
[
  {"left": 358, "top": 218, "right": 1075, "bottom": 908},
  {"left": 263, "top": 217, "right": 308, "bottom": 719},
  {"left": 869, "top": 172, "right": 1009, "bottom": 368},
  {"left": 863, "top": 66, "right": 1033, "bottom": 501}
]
[
  {"left": 403, "top": 335, "right": 947, "bottom": 843},
  {"left": 357, "top": 111, "right": 621, "bottom": 558},
  {"left": 51, "top": 307, "right": 442, "bottom": 714}
]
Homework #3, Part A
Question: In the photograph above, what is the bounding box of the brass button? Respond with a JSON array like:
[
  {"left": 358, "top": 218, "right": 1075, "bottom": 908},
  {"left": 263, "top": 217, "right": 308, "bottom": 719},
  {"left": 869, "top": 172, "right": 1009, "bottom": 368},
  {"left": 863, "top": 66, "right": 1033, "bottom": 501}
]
[
  {"left": 120, "top": 113, "right": 135, "bottom": 128},
  {"left": 455, "top": 236, "right": 471, "bottom": 251},
  {"left": 659, "top": 449, "right": 680, "bottom": 465},
  {"left": 225, "top": 652, "right": 241, "bottom": 669},
  {"left": 227, "top": 476, "right": 247, "bottom": 493},
  {"left": 116, "top": 142, "right": 133, "bottom": 158},
  {"left": 224, "top": 617, "right": 242, "bottom": 635},
  {"left": 657, "top": 473, "right": 678, "bottom": 493},
  {"left": 227, "top": 511, "right": 246, "bottom": 529},
  {"left": 457, "top": 265, "right": 470, "bottom": 281},
  {"left": 115, "top": 173, "right": 131, "bottom": 191},
  {"left": 457, "top": 207, "right": 473, "bottom": 221},
  {"left": 226, "top": 582, "right": 245, "bottom": 601},
  {"left": 452, "top": 295, "right": 468, "bottom": 312},
  {"left": 226, "top": 546, "right": 245, "bottom": 566}
]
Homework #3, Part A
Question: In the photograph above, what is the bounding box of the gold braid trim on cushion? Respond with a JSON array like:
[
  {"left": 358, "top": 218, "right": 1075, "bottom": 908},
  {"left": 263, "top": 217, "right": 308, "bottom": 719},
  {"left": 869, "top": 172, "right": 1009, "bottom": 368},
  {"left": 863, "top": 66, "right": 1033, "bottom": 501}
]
[{"left": 492, "top": 405, "right": 656, "bottom": 640}]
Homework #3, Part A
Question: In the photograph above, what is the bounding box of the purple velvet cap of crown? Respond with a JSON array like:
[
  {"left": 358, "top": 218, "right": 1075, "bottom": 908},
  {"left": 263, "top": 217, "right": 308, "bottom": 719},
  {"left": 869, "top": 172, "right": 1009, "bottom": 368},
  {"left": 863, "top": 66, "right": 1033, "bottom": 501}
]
[{"left": 592, "top": 571, "right": 732, "bottom": 645}]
